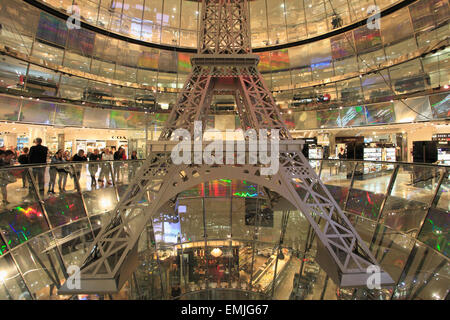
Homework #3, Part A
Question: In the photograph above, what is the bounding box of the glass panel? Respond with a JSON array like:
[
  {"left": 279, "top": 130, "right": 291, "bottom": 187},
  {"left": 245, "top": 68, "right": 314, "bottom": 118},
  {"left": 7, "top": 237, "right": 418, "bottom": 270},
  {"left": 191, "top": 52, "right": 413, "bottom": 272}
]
[
  {"left": 320, "top": 160, "right": 355, "bottom": 207},
  {"left": 31, "top": 41, "right": 65, "bottom": 66},
  {"left": 63, "top": 51, "right": 91, "bottom": 73},
  {"left": 25, "top": 66, "right": 59, "bottom": 97},
  {"left": 436, "top": 171, "right": 450, "bottom": 212},
  {"left": 250, "top": 0, "right": 268, "bottom": 47},
  {"left": 418, "top": 208, "right": 449, "bottom": 257},
  {"left": 285, "top": 0, "right": 306, "bottom": 42},
  {"left": 348, "top": 214, "right": 377, "bottom": 247},
  {"left": 88, "top": 211, "right": 113, "bottom": 238},
  {"left": 231, "top": 197, "right": 254, "bottom": 241},
  {"left": 134, "top": 248, "right": 164, "bottom": 299},
  {"left": 178, "top": 198, "right": 203, "bottom": 243},
  {"left": 11, "top": 231, "right": 66, "bottom": 299},
  {"left": 59, "top": 76, "right": 88, "bottom": 100},
  {"left": 153, "top": 203, "right": 181, "bottom": 246},
  {"left": 205, "top": 198, "right": 230, "bottom": 240},
  {"left": 0, "top": 236, "right": 6, "bottom": 256},
  {"left": 381, "top": 165, "right": 441, "bottom": 236},
  {"left": 0, "top": 167, "right": 49, "bottom": 248},
  {"left": 0, "top": 56, "right": 28, "bottom": 92},
  {"left": 44, "top": 189, "right": 86, "bottom": 228},
  {"left": 0, "top": 253, "right": 32, "bottom": 300},
  {"left": 83, "top": 187, "right": 118, "bottom": 216},
  {"left": 371, "top": 225, "right": 415, "bottom": 283},
  {"left": 347, "top": 162, "right": 394, "bottom": 220},
  {"left": 392, "top": 241, "right": 449, "bottom": 300},
  {"left": 52, "top": 219, "right": 94, "bottom": 268}
]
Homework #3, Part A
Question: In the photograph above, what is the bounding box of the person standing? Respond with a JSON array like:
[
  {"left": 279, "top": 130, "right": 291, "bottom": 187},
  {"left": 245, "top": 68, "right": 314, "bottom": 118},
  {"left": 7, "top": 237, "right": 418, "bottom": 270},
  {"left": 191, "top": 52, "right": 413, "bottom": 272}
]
[
  {"left": 18, "top": 147, "right": 29, "bottom": 188},
  {"left": 71, "top": 149, "right": 87, "bottom": 185},
  {"left": 28, "top": 138, "right": 48, "bottom": 198},
  {"left": 55, "top": 150, "right": 68, "bottom": 193},
  {"left": 0, "top": 150, "right": 16, "bottom": 205},
  {"left": 128, "top": 151, "right": 139, "bottom": 181},
  {"left": 48, "top": 150, "right": 63, "bottom": 195},
  {"left": 99, "top": 148, "right": 113, "bottom": 185},
  {"left": 113, "top": 146, "right": 124, "bottom": 183},
  {"left": 88, "top": 149, "right": 101, "bottom": 188}
]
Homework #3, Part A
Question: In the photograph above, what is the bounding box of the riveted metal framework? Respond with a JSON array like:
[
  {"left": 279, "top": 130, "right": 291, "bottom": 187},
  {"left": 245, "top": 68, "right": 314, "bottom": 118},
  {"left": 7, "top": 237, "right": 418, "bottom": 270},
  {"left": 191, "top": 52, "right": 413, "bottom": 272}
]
[{"left": 59, "top": 0, "right": 393, "bottom": 294}]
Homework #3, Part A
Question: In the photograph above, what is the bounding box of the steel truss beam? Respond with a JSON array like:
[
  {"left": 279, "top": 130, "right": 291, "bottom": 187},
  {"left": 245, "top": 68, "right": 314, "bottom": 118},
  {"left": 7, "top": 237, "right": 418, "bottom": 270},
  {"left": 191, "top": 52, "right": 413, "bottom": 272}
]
[{"left": 59, "top": 0, "right": 393, "bottom": 294}]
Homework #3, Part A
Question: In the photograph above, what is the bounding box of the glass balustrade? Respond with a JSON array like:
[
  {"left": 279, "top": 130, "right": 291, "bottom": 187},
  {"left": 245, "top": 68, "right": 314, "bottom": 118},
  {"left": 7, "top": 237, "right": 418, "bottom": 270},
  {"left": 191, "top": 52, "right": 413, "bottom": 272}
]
[{"left": 0, "top": 159, "right": 448, "bottom": 300}]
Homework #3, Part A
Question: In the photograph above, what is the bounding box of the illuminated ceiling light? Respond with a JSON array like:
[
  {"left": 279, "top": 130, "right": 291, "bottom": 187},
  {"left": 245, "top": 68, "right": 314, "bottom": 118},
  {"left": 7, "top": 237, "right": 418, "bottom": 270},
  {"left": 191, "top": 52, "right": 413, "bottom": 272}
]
[
  {"left": 211, "top": 248, "right": 222, "bottom": 258},
  {"left": 444, "top": 84, "right": 449, "bottom": 89}
]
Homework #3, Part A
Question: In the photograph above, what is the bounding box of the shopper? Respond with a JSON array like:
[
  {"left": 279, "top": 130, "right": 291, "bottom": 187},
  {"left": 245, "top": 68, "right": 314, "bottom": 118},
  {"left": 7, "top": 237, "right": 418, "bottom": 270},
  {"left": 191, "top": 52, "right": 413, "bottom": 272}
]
[
  {"left": 99, "top": 148, "right": 113, "bottom": 185},
  {"left": 55, "top": 151, "right": 69, "bottom": 193},
  {"left": 88, "top": 149, "right": 101, "bottom": 188},
  {"left": 128, "top": 151, "right": 139, "bottom": 181},
  {"left": 18, "top": 147, "right": 29, "bottom": 188},
  {"left": 113, "top": 147, "right": 124, "bottom": 183},
  {"left": 48, "top": 150, "right": 63, "bottom": 195},
  {"left": 63, "top": 150, "right": 71, "bottom": 161},
  {"left": 0, "top": 150, "right": 16, "bottom": 205},
  {"left": 72, "top": 149, "right": 87, "bottom": 184},
  {"left": 28, "top": 138, "right": 48, "bottom": 198}
]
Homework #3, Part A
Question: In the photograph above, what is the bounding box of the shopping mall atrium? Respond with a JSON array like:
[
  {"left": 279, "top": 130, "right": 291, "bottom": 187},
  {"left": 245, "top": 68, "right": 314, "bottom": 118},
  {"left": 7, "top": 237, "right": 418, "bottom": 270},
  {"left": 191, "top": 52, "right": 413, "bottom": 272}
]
[{"left": 0, "top": 0, "right": 448, "bottom": 301}]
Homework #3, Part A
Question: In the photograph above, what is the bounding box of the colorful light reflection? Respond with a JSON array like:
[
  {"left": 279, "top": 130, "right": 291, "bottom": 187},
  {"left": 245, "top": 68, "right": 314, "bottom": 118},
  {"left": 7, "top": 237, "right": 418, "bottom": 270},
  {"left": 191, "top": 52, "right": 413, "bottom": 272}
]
[{"left": 15, "top": 206, "right": 42, "bottom": 218}]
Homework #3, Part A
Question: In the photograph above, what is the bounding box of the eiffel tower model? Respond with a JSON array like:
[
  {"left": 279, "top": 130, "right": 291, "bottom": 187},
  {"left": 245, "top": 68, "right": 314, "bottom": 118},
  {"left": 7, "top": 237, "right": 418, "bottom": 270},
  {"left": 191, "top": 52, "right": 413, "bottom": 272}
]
[{"left": 59, "top": 0, "right": 393, "bottom": 294}]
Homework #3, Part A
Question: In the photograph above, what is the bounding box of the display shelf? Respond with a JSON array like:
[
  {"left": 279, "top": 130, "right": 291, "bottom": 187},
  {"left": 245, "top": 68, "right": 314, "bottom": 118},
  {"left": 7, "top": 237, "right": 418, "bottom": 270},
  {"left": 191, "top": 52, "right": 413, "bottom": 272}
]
[{"left": 438, "top": 148, "right": 450, "bottom": 165}]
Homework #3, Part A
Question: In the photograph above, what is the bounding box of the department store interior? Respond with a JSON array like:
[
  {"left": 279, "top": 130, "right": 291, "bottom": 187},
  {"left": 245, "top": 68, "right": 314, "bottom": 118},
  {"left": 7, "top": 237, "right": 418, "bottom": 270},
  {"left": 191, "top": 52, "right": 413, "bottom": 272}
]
[{"left": 0, "top": 0, "right": 448, "bottom": 301}]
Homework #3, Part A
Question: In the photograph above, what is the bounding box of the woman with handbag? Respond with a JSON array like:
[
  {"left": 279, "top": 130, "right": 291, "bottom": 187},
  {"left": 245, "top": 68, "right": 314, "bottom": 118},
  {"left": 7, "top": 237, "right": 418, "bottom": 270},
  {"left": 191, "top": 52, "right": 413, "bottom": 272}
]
[{"left": 0, "top": 150, "right": 17, "bottom": 205}]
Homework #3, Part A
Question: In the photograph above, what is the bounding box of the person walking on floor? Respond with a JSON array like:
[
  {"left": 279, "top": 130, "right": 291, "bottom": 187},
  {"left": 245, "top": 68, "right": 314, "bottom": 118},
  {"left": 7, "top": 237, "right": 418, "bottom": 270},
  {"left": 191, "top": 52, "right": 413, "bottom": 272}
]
[{"left": 28, "top": 138, "right": 48, "bottom": 199}]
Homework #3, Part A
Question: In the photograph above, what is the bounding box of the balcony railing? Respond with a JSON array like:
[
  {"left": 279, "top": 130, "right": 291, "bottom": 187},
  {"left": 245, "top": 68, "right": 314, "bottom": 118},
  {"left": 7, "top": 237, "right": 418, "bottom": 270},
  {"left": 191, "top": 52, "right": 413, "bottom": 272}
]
[{"left": 0, "top": 159, "right": 448, "bottom": 300}]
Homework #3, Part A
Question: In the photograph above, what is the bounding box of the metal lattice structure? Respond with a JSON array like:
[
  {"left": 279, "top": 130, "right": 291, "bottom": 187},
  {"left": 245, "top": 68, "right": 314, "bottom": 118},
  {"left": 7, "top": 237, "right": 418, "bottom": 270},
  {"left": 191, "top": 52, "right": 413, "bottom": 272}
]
[{"left": 59, "top": 0, "right": 393, "bottom": 294}]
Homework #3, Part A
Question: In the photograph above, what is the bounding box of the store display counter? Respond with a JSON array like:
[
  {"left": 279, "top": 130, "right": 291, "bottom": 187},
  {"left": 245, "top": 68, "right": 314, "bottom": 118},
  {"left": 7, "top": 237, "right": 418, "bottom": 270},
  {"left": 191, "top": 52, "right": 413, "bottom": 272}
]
[{"left": 251, "top": 251, "right": 291, "bottom": 292}]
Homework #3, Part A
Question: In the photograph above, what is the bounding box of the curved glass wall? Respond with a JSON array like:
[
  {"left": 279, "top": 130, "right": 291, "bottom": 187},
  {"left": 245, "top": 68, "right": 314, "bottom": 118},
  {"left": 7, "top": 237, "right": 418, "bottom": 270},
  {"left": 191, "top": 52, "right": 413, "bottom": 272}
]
[
  {"left": 0, "top": 159, "right": 448, "bottom": 300},
  {"left": 0, "top": 93, "right": 447, "bottom": 134},
  {"left": 0, "top": 0, "right": 448, "bottom": 110},
  {"left": 41, "top": 0, "right": 403, "bottom": 48}
]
